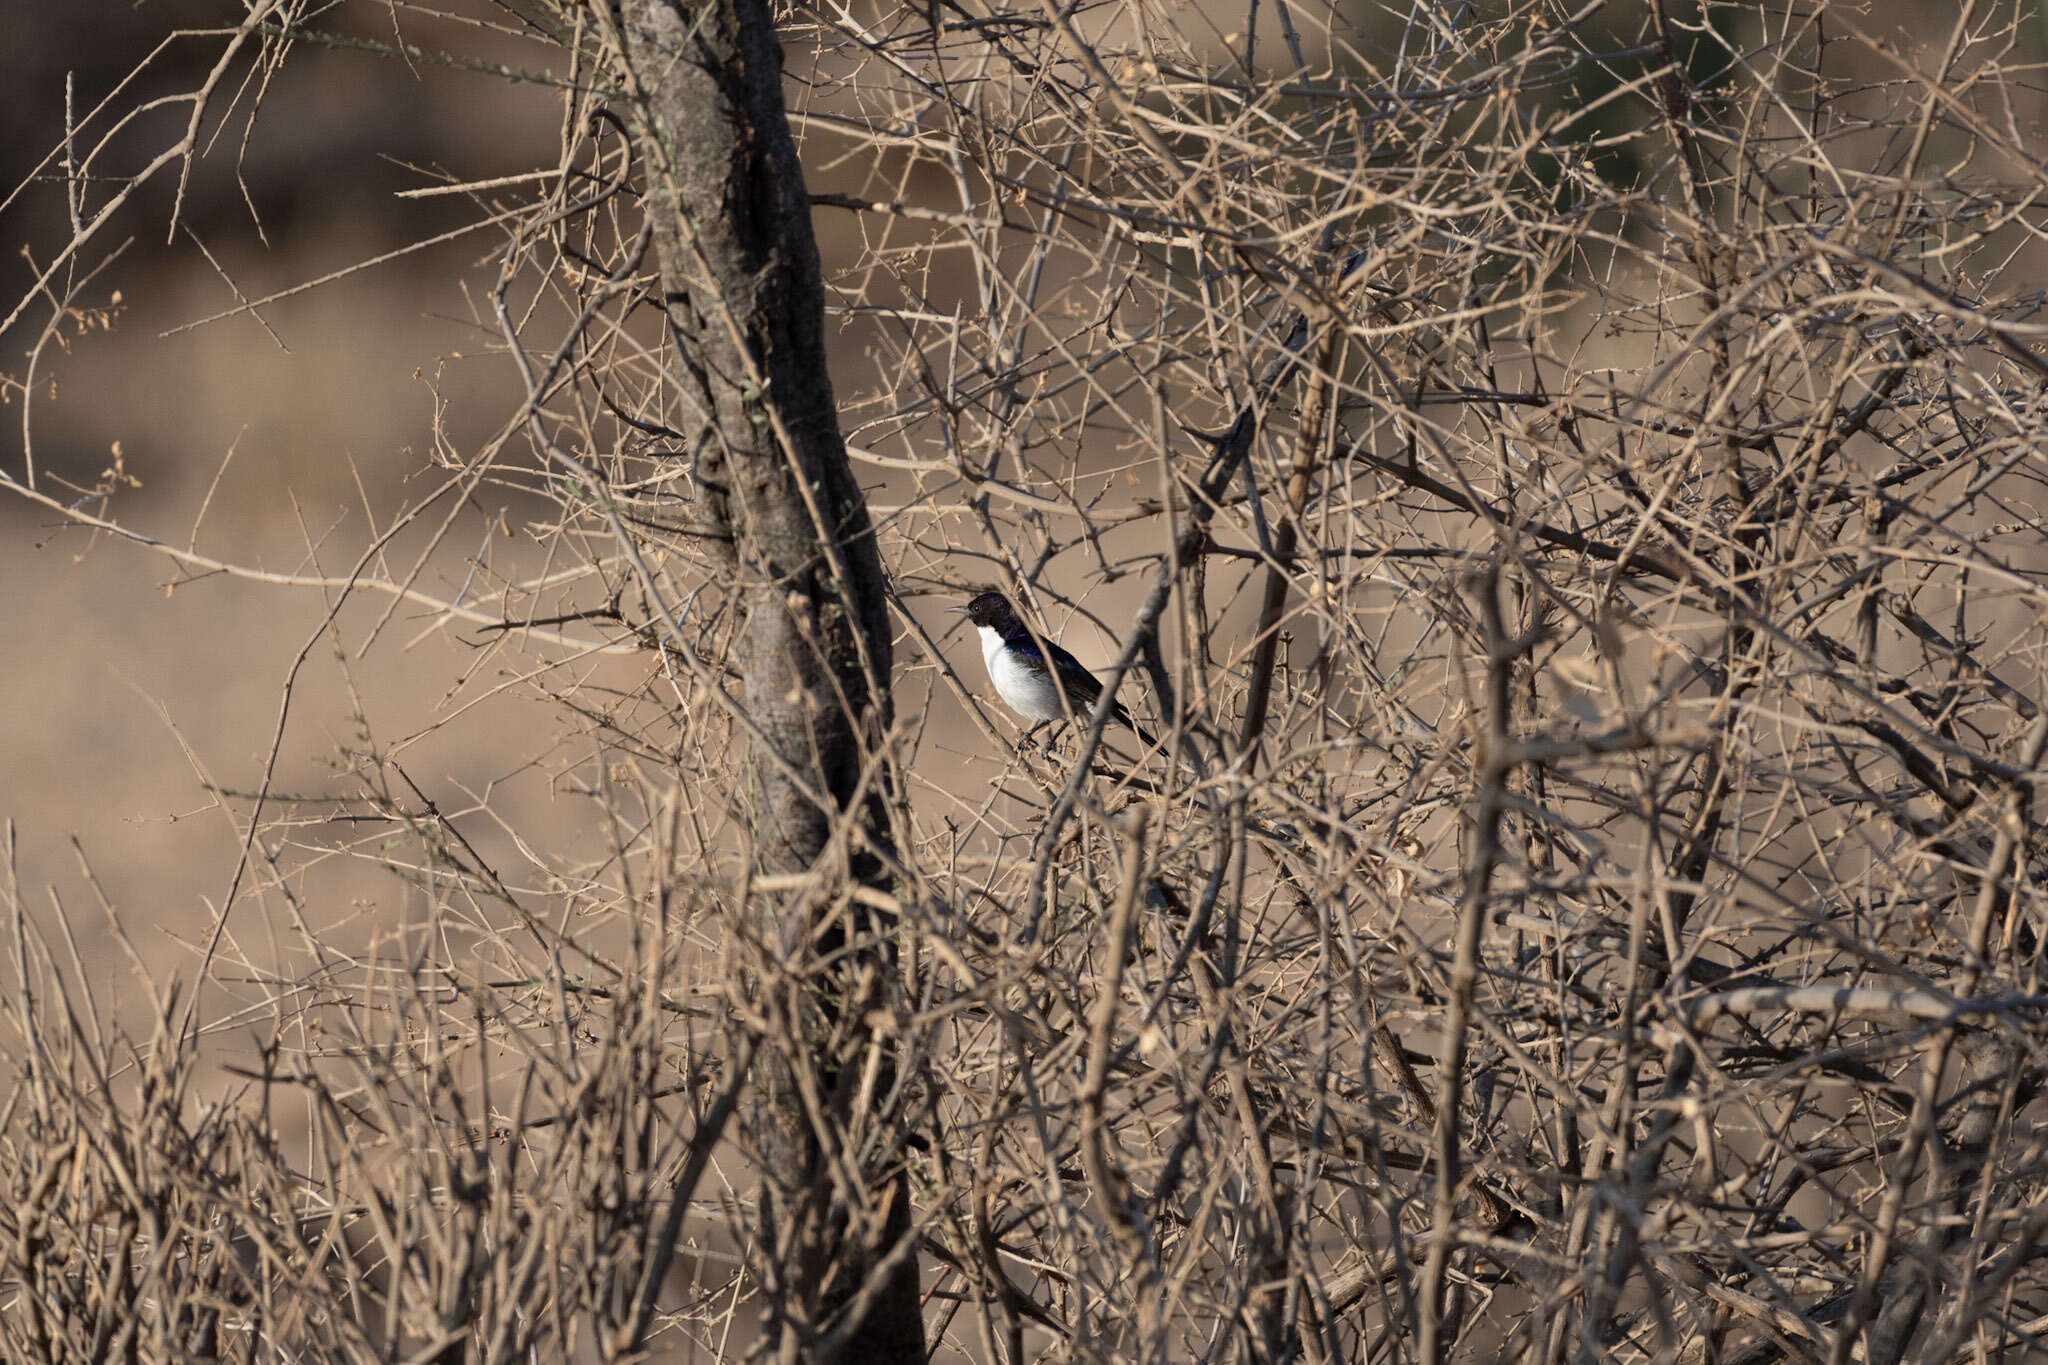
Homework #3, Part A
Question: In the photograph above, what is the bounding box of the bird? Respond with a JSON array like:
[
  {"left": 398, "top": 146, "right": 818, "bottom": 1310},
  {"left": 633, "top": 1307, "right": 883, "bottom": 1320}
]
[{"left": 955, "top": 589, "right": 1156, "bottom": 747}]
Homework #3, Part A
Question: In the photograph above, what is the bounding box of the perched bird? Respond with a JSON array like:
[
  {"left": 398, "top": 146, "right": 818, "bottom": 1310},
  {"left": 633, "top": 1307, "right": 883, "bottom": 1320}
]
[{"left": 956, "top": 590, "right": 1155, "bottom": 746}]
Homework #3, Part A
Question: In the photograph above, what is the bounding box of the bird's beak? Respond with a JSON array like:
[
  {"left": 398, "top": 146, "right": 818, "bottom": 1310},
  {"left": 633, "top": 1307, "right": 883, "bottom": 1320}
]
[{"left": 948, "top": 604, "right": 971, "bottom": 613}]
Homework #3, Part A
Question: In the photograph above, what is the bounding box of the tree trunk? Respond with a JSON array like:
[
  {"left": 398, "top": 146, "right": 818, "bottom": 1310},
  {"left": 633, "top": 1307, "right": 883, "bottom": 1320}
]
[{"left": 613, "top": 2, "right": 923, "bottom": 1360}]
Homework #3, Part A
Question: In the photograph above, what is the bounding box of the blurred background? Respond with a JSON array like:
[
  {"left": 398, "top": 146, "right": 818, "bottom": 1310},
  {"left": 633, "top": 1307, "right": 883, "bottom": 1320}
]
[{"left": 2, "top": 4, "right": 594, "bottom": 969}]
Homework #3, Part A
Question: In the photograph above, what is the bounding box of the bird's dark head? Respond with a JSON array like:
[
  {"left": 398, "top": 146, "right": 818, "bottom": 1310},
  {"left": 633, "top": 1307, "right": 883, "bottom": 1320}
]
[{"left": 957, "top": 590, "right": 1019, "bottom": 630}]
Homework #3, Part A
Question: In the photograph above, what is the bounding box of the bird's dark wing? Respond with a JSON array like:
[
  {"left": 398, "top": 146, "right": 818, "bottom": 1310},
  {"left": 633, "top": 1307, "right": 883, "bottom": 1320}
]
[
  {"left": 1046, "top": 644, "right": 1106, "bottom": 705},
  {"left": 1005, "top": 624, "right": 1142, "bottom": 729},
  {"left": 1035, "top": 634, "right": 1156, "bottom": 745},
  {"left": 1002, "top": 628, "right": 1104, "bottom": 697},
  {"left": 1000, "top": 630, "right": 1054, "bottom": 674}
]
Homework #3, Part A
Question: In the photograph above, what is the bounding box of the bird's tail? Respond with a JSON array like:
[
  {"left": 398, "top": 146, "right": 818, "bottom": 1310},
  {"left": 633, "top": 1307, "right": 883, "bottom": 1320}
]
[{"left": 1112, "top": 703, "right": 1157, "bottom": 750}]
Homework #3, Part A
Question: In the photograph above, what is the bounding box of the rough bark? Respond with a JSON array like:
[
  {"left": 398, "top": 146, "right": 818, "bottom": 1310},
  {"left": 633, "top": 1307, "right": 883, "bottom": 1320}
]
[{"left": 614, "top": 3, "right": 922, "bottom": 1360}]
